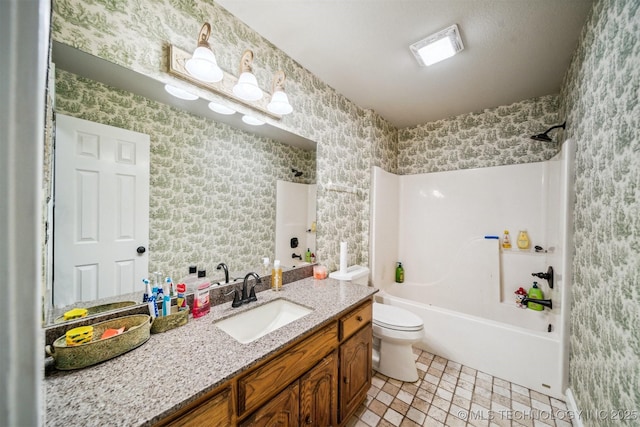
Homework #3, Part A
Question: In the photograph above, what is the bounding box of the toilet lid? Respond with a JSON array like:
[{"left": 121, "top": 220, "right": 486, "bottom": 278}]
[{"left": 373, "top": 302, "right": 423, "bottom": 331}]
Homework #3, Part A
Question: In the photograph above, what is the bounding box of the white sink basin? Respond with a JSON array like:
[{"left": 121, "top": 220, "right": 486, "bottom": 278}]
[{"left": 216, "top": 299, "right": 313, "bottom": 344}]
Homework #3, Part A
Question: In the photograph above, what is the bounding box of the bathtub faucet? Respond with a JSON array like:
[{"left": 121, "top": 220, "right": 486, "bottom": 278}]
[{"left": 517, "top": 296, "right": 553, "bottom": 310}]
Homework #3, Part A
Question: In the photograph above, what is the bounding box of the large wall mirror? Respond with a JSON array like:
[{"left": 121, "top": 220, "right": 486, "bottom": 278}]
[{"left": 45, "top": 42, "right": 317, "bottom": 325}]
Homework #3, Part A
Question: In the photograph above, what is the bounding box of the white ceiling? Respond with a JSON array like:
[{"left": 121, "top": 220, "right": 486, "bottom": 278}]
[{"left": 215, "top": 0, "right": 594, "bottom": 128}]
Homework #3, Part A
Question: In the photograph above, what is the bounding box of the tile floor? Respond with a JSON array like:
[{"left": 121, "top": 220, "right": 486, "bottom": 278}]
[{"left": 347, "top": 348, "right": 572, "bottom": 427}]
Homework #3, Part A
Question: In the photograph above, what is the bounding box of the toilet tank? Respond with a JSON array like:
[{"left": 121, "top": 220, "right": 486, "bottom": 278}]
[{"left": 329, "top": 265, "right": 370, "bottom": 286}]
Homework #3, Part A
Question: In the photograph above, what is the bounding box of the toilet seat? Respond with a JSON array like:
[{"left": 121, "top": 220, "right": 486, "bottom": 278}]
[{"left": 373, "top": 302, "right": 423, "bottom": 332}]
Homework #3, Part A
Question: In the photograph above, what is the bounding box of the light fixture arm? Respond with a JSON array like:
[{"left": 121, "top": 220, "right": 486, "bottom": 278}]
[
  {"left": 196, "top": 23, "right": 212, "bottom": 48},
  {"left": 272, "top": 70, "right": 286, "bottom": 93},
  {"left": 239, "top": 50, "right": 254, "bottom": 74}
]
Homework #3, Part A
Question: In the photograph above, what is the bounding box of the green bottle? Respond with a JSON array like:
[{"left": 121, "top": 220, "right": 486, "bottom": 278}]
[
  {"left": 305, "top": 248, "right": 312, "bottom": 263},
  {"left": 527, "top": 282, "right": 544, "bottom": 311},
  {"left": 395, "top": 262, "right": 404, "bottom": 283}
]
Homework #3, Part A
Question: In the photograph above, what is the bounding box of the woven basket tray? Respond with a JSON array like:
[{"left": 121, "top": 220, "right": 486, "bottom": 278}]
[{"left": 46, "top": 314, "right": 152, "bottom": 370}]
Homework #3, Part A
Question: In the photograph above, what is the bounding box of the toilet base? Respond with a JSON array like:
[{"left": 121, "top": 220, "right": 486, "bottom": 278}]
[{"left": 372, "top": 338, "right": 419, "bottom": 383}]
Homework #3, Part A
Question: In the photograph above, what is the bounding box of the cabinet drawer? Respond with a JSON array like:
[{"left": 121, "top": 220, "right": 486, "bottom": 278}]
[
  {"left": 167, "top": 386, "right": 232, "bottom": 426},
  {"left": 340, "top": 300, "right": 372, "bottom": 341},
  {"left": 238, "top": 322, "right": 338, "bottom": 416}
]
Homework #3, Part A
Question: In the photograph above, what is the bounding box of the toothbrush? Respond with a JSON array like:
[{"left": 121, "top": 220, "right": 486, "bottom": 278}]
[
  {"left": 143, "top": 278, "right": 157, "bottom": 319},
  {"left": 166, "top": 277, "right": 175, "bottom": 297}
]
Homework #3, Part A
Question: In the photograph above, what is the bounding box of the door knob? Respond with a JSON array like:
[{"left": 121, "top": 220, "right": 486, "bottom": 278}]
[{"left": 136, "top": 246, "right": 146, "bottom": 254}]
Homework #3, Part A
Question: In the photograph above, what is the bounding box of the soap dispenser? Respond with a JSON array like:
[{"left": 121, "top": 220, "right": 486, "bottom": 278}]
[
  {"left": 527, "top": 282, "right": 544, "bottom": 311},
  {"left": 395, "top": 262, "right": 404, "bottom": 283},
  {"left": 271, "top": 260, "right": 282, "bottom": 291}
]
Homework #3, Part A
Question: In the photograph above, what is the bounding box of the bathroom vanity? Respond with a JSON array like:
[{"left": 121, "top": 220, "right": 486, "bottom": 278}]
[{"left": 44, "top": 277, "right": 376, "bottom": 426}]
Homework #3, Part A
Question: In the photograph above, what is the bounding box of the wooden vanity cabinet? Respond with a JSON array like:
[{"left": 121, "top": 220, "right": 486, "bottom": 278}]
[
  {"left": 239, "top": 382, "right": 300, "bottom": 427},
  {"left": 338, "top": 324, "right": 372, "bottom": 423},
  {"left": 300, "top": 351, "right": 339, "bottom": 426},
  {"left": 160, "top": 384, "right": 234, "bottom": 426},
  {"left": 160, "top": 298, "right": 372, "bottom": 427}
]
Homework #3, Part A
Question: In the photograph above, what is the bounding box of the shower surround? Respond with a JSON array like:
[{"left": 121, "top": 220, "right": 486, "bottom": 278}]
[{"left": 370, "top": 140, "right": 576, "bottom": 399}]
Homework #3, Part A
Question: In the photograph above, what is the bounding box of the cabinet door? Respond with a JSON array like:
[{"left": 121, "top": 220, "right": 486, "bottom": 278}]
[
  {"left": 300, "top": 351, "right": 338, "bottom": 426},
  {"left": 339, "top": 324, "right": 372, "bottom": 423},
  {"left": 240, "top": 382, "right": 299, "bottom": 427},
  {"left": 168, "top": 386, "right": 232, "bottom": 426}
]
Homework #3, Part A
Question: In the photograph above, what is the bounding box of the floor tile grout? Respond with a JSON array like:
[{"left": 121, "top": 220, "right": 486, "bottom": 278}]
[{"left": 347, "top": 347, "right": 572, "bottom": 427}]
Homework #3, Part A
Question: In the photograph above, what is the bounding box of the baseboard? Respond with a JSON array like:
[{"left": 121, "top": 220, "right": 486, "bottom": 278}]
[{"left": 564, "top": 388, "right": 584, "bottom": 427}]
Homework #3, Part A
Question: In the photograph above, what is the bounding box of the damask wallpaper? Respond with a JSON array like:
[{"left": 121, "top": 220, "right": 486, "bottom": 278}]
[
  {"left": 559, "top": 0, "right": 639, "bottom": 420},
  {"left": 398, "top": 94, "right": 561, "bottom": 174},
  {"left": 54, "top": 69, "right": 315, "bottom": 281}
]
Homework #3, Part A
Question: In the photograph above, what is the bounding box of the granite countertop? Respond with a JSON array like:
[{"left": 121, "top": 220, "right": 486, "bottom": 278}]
[{"left": 45, "top": 277, "right": 377, "bottom": 426}]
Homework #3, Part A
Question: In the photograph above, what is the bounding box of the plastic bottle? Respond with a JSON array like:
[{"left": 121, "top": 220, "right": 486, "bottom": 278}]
[
  {"left": 527, "top": 282, "right": 544, "bottom": 311},
  {"left": 517, "top": 230, "right": 530, "bottom": 250},
  {"left": 192, "top": 282, "right": 211, "bottom": 319},
  {"left": 271, "top": 260, "right": 283, "bottom": 291},
  {"left": 502, "top": 230, "right": 512, "bottom": 249},
  {"left": 263, "top": 257, "right": 270, "bottom": 275},
  {"left": 395, "top": 262, "right": 404, "bottom": 283},
  {"left": 305, "top": 248, "right": 312, "bottom": 263},
  {"left": 176, "top": 283, "right": 187, "bottom": 312}
]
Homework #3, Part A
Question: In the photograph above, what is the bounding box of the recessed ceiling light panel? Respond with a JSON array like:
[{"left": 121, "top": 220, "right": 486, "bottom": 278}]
[{"left": 410, "top": 24, "right": 464, "bottom": 67}]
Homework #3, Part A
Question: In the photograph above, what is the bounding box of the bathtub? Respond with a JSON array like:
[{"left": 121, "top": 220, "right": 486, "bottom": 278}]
[{"left": 375, "top": 284, "right": 565, "bottom": 399}]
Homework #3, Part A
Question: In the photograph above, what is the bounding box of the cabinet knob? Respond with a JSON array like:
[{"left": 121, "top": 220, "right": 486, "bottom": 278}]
[
  {"left": 305, "top": 415, "right": 313, "bottom": 424},
  {"left": 343, "top": 377, "right": 350, "bottom": 384},
  {"left": 356, "top": 315, "right": 363, "bottom": 322}
]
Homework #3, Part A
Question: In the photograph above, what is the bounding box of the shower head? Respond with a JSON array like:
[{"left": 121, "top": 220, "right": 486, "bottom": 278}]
[
  {"left": 291, "top": 168, "right": 303, "bottom": 177},
  {"left": 531, "top": 121, "right": 566, "bottom": 142}
]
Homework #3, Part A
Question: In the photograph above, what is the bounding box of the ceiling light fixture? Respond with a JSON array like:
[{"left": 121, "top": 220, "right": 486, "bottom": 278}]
[
  {"left": 242, "top": 115, "right": 265, "bottom": 126},
  {"left": 164, "top": 84, "right": 199, "bottom": 100},
  {"left": 233, "top": 50, "right": 263, "bottom": 101},
  {"left": 410, "top": 24, "right": 464, "bottom": 67},
  {"left": 184, "top": 23, "right": 223, "bottom": 83},
  {"left": 208, "top": 101, "right": 236, "bottom": 115},
  {"left": 267, "top": 71, "right": 293, "bottom": 115}
]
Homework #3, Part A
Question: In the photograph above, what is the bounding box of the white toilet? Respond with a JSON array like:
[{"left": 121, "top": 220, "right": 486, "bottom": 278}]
[{"left": 329, "top": 265, "right": 424, "bottom": 382}]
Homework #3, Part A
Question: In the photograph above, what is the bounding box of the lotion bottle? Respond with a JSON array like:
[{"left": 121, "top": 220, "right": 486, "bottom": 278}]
[
  {"left": 517, "top": 230, "right": 530, "bottom": 250},
  {"left": 271, "top": 260, "right": 283, "bottom": 291},
  {"left": 502, "top": 230, "right": 512, "bottom": 249}
]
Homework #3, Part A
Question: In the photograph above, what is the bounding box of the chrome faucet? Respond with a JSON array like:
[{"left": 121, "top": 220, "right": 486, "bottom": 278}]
[
  {"left": 230, "top": 272, "right": 260, "bottom": 308},
  {"left": 216, "top": 262, "right": 229, "bottom": 284}
]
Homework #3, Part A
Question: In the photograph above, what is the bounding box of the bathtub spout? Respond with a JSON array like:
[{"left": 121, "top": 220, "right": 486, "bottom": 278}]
[{"left": 519, "top": 297, "right": 552, "bottom": 310}]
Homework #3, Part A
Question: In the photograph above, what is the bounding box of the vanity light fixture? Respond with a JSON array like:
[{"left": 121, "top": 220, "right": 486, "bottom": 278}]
[
  {"left": 164, "top": 84, "right": 199, "bottom": 100},
  {"left": 267, "top": 70, "right": 293, "bottom": 115},
  {"left": 242, "top": 115, "right": 265, "bottom": 126},
  {"left": 233, "top": 50, "right": 263, "bottom": 101},
  {"left": 410, "top": 24, "right": 464, "bottom": 67},
  {"left": 184, "top": 23, "right": 223, "bottom": 83},
  {"left": 208, "top": 101, "right": 236, "bottom": 115}
]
